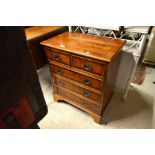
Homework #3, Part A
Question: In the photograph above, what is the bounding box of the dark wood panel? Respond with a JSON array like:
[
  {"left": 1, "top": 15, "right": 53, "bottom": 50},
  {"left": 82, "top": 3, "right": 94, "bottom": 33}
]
[
  {"left": 72, "top": 55, "right": 105, "bottom": 76},
  {"left": 28, "top": 41, "right": 47, "bottom": 69},
  {"left": 50, "top": 64, "right": 102, "bottom": 90}
]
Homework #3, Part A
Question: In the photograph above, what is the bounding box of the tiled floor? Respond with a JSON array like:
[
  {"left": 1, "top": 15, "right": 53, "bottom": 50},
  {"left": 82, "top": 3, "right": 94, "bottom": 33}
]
[{"left": 38, "top": 65, "right": 155, "bottom": 128}]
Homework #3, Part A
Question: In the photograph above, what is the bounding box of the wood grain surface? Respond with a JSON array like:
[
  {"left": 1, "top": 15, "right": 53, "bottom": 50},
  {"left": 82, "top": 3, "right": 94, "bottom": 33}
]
[
  {"left": 41, "top": 32, "right": 126, "bottom": 62},
  {"left": 25, "top": 26, "right": 65, "bottom": 41}
]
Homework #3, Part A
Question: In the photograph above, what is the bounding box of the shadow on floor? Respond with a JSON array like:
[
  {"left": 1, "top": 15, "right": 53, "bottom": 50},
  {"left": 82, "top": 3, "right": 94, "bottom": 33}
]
[
  {"left": 101, "top": 86, "right": 154, "bottom": 128},
  {"left": 37, "top": 65, "right": 52, "bottom": 85}
]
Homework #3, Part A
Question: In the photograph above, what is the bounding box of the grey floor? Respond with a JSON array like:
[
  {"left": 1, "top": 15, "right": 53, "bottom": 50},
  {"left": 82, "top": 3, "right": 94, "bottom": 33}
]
[{"left": 37, "top": 64, "right": 155, "bottom": 128}]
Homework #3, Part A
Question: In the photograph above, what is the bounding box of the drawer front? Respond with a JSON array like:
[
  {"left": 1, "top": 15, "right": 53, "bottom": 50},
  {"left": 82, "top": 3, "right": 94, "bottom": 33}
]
[
  {"left": 53, "top": 76, "right": 101, "bottom": 102},
  {"left": 51, "top": 65, "right": 102, "bottom": 90},
  {"left": 72, "top": 56, "right": 105, "bottom": 76},
  {"left": 54, "top": 86, "right": 100, "bottom": 113},
  {"left": 45, "top": 48, "right": 70, "bottom": 66}
]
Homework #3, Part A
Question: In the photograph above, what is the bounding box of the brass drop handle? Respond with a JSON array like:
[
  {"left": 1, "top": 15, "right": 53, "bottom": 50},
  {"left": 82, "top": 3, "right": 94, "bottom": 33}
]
[
  {"left": 80, "top": 100, "right": 86, "bottom": 105},
  {"left": 83, "top": 78, "right": 91, "bottom": 85},
  {"left": 54, "top": 55, "right": 61, "bottom": 61},
  {"left": 57, "top": 68, "right": 63, "bottom": 75},
  {"left": 84, "top": 63, "right": 92, "bottom": 71},
  {"left": 85, "top": 104, "right": 90, "bottom": 108},
  {"left": 59, "top": 90, "right": 66, "bottom": 96},
  {"left": 58, "top": 80, "right": 65, "bottom": 86},
  {"left": 83, "top": 91, "right": 90, "bottom": 97},
  {"left": 80, "top": 100, "right": 90, "bottom": 108}
]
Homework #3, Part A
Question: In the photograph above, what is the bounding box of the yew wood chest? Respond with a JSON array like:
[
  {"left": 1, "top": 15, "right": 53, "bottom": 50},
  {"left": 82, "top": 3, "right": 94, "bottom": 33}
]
[{"left": 41, "top": 32, "right": 125, "bottom": 124}]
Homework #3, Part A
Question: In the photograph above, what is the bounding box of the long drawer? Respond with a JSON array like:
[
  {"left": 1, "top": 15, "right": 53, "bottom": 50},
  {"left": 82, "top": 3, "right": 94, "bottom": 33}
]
[
  {"left": 50, "top": 64, "right": 102, "bottom": 90},
  {"left": 54, "top": 85, "right": 100, "bottom": 113},
  {"left": 53, "top": 76, "right": 101, "bottom": 103}
]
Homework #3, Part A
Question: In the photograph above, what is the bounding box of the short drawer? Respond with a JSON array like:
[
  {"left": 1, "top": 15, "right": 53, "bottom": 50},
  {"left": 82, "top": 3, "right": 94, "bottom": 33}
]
[
  {"left": 54, "top": 86, "right": 100, "bottom": 113},
  {"left": 53, "top": 76, "right": 101, "bottom": 103},
  {"left": 45, "top": 48, "right": 70, "bottom": 66},
  {"left": 51, "top": 65, "right": 102, "bottom": 90},
  {"left": 72, "top": 55, "right": 105, "bottom": 76}
]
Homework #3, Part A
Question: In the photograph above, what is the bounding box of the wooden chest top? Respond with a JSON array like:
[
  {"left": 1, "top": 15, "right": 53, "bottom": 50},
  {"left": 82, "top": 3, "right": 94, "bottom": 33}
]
[
  {"left": 25, "top": 26, "right": 65, "bottom": 41},
  {"left": 41, "top": 32, "right": 126, "bottom": 62}
]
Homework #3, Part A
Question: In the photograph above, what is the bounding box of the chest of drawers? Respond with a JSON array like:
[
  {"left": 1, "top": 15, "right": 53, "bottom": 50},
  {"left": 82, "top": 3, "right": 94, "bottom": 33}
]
[{"left": 41, "top": 32, "right": 125, "bottom": 124}]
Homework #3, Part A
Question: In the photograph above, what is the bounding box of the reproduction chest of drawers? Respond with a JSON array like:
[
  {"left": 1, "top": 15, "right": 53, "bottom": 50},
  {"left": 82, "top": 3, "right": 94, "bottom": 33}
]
[{"left": 41, "top": 32, "right": 125, "bottom": 124}]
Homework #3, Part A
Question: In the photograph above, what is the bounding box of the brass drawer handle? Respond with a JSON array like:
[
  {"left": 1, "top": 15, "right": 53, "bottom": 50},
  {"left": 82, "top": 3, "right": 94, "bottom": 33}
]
[
  {"left": 80, "top": 100, "right": 90, "bottom": 108},
  {"left": 83, "top": 78, "right": 91, "bottom": 85},
  {"left": 58, "top": 80, "right": 65, "bottom": 86},
  {"left": 83, "top": 91, "right": 90, "bottom": 97},
  {"left": 54, "top": 55, "right": 61, "bottom": 61},
  {"left": 57, "top": 68, "right": 63, "bottom": 75},
  {"left": 80, "top": 100, "right": 86, "bottom": 105},
  {"left": 59, "top": 90, "right": 66, "bottom": 96},
  {"left": 84, "top": 63, "right": 92, "bottom": 71},
  {"left": 86, "top": 104, "right": 90, "bottom": 108}
]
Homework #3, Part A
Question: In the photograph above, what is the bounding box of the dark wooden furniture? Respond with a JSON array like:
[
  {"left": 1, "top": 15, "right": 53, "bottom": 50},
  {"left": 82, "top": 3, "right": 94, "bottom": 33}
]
[
  {"left": 41, "top": 32, "right": 125, "bottom": 124},
  {"left": 25, "top": 26, "right": 66, "bottom": 69}
]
